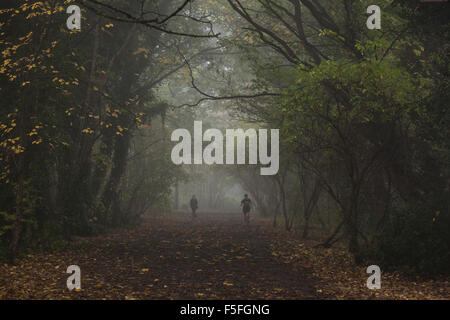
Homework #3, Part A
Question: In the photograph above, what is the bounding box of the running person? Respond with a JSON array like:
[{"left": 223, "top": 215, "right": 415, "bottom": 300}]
[{"left": 240, "top": 194, "right": 252, "bottom": 225}]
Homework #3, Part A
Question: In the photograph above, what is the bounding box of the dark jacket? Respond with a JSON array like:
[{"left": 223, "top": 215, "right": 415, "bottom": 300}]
[{"left": 190, "top": 198, "right": 198, "bottom": 209}]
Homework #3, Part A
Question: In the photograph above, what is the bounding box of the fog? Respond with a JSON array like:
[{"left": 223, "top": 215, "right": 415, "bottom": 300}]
[{"left": 0, "top": 0, "right": 448, "bottom": 301}]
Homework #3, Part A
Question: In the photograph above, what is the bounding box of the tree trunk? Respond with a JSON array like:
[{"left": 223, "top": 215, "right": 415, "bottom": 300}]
[
  {"left": 9, "top": 154, "right": 24, "bottom": 264},
  {"left": 174, "top": 178, "right": 179, "bottom": 210}
]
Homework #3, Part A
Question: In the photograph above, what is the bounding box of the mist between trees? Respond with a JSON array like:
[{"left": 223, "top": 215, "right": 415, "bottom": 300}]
[{"left": 0, "top": 0, "right": 448, "bottom": 275}]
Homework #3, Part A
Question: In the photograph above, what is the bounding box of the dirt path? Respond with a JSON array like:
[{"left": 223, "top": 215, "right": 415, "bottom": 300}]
[
  {"left": 0, "top": 214, "right": 321, "bottom": 300},
  {"left": 3, "top": 213, "right": 448, "bottom": 300}
]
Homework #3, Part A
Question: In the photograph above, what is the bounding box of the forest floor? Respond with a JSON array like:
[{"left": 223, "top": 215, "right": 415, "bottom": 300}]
[{"left": 0, "top": 213, "right": 448, "bottom": 300}]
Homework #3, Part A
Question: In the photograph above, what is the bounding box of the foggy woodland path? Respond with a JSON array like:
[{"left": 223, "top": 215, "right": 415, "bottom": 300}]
[
  {"left": 1, "top": 213, "right": 321, "bottom": 300},
  {"left": 1, "top": 0, "right": 449, "bottom": 302}
]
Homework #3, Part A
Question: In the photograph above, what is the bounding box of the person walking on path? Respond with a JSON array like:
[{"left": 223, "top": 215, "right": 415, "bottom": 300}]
[
  {"left": 190, "top": 195, "right": 198, "bottom": 218},
  {"left": 240, "top": 194, "right": 252, "bottom": 225}
]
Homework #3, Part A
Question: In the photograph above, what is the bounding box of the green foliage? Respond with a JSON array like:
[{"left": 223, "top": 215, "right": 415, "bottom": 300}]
[
  {"left": 232, "top": 0, "right": 448, "bottom": 271},
  {"left": 283, "top": 56, "right": 421, "bottom": 123},
  {"left": 368, "top": 201, "right": 450, "bottom": 275}
]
